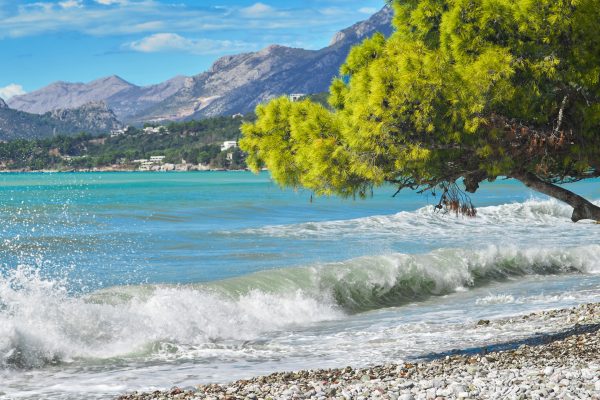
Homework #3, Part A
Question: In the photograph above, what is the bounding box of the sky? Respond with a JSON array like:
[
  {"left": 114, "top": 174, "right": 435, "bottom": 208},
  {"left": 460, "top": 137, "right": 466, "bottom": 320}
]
[{"left": 0, "top": 0, "right": 385, "bottom": 99}]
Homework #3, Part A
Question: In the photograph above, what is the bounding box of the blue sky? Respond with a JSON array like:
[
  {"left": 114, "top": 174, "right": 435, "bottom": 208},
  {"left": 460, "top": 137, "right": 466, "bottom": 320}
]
[{"left": 0, "top": 0, "right": 385, "bottom": 99}]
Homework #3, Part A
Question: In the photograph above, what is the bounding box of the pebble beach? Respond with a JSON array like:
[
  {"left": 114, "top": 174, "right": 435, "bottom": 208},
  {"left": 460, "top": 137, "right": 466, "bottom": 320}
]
[{"left": 118, "top": 303, "right": 600, "bottom": 400}]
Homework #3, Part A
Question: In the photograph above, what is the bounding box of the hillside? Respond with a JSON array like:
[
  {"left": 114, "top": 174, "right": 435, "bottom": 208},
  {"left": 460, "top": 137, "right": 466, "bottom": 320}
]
[
  {"left": 0, "top": 115, "right": 248, "bottom": 171},
  {"left": 0, "top": 100, "right": 123, "bottom": 141}
]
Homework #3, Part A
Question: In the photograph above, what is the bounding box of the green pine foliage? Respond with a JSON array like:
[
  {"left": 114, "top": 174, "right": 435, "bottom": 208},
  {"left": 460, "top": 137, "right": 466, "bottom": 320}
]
[{"left": 241, "top": 0, "right": 600, "bottom": 203}]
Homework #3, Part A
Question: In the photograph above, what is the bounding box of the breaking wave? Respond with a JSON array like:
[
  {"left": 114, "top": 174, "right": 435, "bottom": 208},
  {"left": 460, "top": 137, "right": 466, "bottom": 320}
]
[
  {"left": 240, "top": 198, "right": 600, "bottom": 245},
  {"left": 1, "top": 244, "right": 599, "bottom": 369}
]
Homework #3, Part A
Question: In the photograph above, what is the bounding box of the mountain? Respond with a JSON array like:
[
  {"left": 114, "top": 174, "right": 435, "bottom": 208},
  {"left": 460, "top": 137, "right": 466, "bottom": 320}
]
[
  {"left": 103, "top": 75, "right": 191, "bottom": 120},
  {"left": 8, "top": 75, "right": 189, "bottom": 122},
  {"left": 329, "top": 5, "right": 395, "bottom": 46},
  {"left": 8, "top": 76, "right": 134, "bottom": 115},
  {"left": 47, "top": 101, "right": 123, "bottom": 133},
  {"left": 8, "top": 6, "right": 394, "bottom": 123},
  {"left": 133, "top": 6, "right": 394, "bottom": 123},
  {"left": 0, "top": 101, "right": 123, "bottom": 141}
]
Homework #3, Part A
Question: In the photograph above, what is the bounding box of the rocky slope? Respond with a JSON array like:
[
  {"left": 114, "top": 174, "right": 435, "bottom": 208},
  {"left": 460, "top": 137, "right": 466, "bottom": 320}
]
[
  {"left": 105, "top": 75, "right": 191, "bottom": 120},
  {"left": 329, "top": 4, "right": 395, "bottom": 46},
  {"left": 131, "top": 6, "right": 394, "bottom": 123},
  {"left": 9, "top": 6, "right": 394, "bottom": 123},
  {"left": 0, "top": 101, "right": 123, "bottom": 141},
  {"left": 8, "top": 75, "right": 189, "bottom": 122}
]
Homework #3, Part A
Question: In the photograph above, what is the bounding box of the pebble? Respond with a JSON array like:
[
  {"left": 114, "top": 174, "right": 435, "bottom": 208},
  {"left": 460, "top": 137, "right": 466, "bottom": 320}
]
[{"left": 118, "top": 303, "right": 600, "bottom": 400}]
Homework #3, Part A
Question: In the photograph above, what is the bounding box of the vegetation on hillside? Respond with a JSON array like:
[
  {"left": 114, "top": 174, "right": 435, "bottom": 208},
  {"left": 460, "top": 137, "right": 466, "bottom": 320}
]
[
  {"left": 241, "top": 0, "right": 600, "bottom": 222},
  {"left": 0, "top": 115, "right": 252, "bottom": 171}
]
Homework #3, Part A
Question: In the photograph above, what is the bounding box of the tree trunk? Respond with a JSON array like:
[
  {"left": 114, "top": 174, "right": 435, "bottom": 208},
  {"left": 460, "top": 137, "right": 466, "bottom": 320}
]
[{"left": 512, "top": 172, "right": 600, "bottom": 222}]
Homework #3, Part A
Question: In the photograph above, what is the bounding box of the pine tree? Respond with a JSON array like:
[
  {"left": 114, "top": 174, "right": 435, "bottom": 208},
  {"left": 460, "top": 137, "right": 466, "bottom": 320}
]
[{"left": 241, "top": 0, "right": 600, "bottom": 222}]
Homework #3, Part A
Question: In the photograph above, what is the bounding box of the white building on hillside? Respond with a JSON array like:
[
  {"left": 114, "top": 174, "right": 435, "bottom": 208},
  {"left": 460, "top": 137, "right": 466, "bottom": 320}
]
[
  {"left": 289, "top": 93, "right": 305, "bottom": 102},
  {"left": 110, "top": 128, "right": 127, "bottom": 137},
  {"left": 143, "top": 126, "right": 164, "bottom": 135},
  {"left": 139, "top": 161, "right": 154, "bottom": 171},
  {"left": 221, "top": 141, "right": 238, "bottom": 152},
  {"left": 150, "top": 156, "right": 166, "bottom": 163}
]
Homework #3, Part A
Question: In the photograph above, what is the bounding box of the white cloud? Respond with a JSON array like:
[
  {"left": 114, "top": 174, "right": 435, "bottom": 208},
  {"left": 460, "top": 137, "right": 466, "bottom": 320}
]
[
  {"left": 18, "top": 2, "right": 54, "bottom": 13},
  {"left": 0, "top": 0, "right": 167, "bottom": 38},
  {"left": 127, "top": 33, "right": 192, "bottom": 52},
  {"left": 358, "top": 7, "right": 378, "bottom": 15},
  {"left": 240, "top": 3, "right": 275, "bottom": 17},
  {"left": 125, "top": 33, "right": 253, "bottom": 55},
  {"left": 320, "top": 7, "right": 344, "bottom": 16},
  {"left": 59, "top": 0, "right": 83, "bottom": 9},
  {"left": 95, "top": 0, "right": 129, "bottom": 5},
  {"left": 0, "top": 0, "right": 384, "bottom": 53},
  {"left": 0, "top": 84, "right": 26, "bottom": 100}
]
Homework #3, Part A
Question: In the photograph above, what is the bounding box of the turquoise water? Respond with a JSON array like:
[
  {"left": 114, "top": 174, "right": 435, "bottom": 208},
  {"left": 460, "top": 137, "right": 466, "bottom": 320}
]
[{"left": 0, "top": 172, "right": 599, "bottom": 399}]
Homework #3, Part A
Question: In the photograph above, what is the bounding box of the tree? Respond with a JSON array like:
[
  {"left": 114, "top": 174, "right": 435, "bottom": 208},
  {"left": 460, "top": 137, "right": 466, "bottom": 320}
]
[{"left": 240, "top": 0, "right": 600, "bottom": 222}]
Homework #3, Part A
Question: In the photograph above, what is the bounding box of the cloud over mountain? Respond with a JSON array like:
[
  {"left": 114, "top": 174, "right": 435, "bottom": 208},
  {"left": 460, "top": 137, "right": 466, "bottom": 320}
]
[
  {"left": 125, "top": 33, "right": 254, "bottom": 55},
  {"left": 0, "top": 84, "right": 26, "bottom": 100}
]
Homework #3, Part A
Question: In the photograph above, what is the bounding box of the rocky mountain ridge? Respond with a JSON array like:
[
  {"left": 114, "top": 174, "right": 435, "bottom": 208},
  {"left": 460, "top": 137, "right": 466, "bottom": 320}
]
[
  {"left": 131, "top": 6, "right": 394, "bottom": 123},
  {"left": 7, "top": 6, "right": 394, "bottom": 124},
  {"left": 329, "top": 5, "right": 395, "bottom": 46},
  {"left": 0, "top": 101, "right": 123, "bottom": 141},
  {"left": 8, "top": 75, "right": 190, "bottom": 122}
]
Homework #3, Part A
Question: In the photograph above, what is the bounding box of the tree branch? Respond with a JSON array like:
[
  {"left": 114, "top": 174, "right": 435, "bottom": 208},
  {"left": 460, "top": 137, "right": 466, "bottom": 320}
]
[
  {"left": 512, "top": 171, "right": 600, "bottom": 222},
  {"left": 554, "top": 95, "right": 568, "bottom": 136}
]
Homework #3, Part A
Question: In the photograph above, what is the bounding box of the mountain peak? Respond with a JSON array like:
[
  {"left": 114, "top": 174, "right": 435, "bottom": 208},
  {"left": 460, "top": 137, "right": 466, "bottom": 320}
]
[
  {"left": 257, "top": 44, "right": 307, "bottom": 56},
  {"left": 0, "top": 97, "right": 8, "bottom": 109},
  {"left": 46, "top": 80, "right": 76, "bottom": 88},
  {"left": 8, "top": 75, "right": 139, "bottom": 116},
  {"left": 91, "top": 75, "right": 135, "bottom": 87},
  {"left": 261, "top": 44, "right": 286, "bottom": 53},
  {"left": 329, "top": 5, "right": 394, "bottom": 47}
]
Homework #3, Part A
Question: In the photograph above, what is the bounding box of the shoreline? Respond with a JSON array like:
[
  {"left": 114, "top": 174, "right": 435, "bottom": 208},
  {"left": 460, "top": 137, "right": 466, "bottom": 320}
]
[
  {"left": 0, "top": 168, "right": 250, "bottom": 173},
  {"left": 118, "top": 303, "right": 600, "bottom": 400}
]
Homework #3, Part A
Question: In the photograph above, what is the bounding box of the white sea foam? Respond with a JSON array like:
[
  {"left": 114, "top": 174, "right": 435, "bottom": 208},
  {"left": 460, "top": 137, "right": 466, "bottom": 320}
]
[
  {"left": 1, "top": 243, "right": 598, "bottom": 369},
  {"left": 0, "top": 266, "right": 342, "bottom": 369},
  {"left": 475, "top": 292, "right": 579, "bottom": 306},
  {"left": 241, "top": 199, "right": 600, "bottom": 247}
]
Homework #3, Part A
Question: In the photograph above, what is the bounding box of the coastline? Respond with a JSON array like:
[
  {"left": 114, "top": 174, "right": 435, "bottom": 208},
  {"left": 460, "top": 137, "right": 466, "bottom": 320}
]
[
  {"left": 0, "top": 168, "right": 250, "bottom": 173},
  {"left": 118, "top": 303, "right": 600, "bottom": 400}
]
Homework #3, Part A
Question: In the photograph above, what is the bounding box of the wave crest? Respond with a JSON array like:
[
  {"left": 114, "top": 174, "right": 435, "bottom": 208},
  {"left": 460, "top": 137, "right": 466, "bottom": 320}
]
[{"left": 1, "top": 244, "right": 599, "bottom": 369}]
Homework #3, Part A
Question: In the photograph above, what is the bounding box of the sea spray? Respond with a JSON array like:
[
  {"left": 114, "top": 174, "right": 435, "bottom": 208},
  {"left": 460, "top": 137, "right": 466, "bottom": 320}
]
[
  {"left": 1, "top": 245, "right": 598, "bottom": 369},
  {"left": 0, "top": 265, "right": 343, "bottom": 369}
]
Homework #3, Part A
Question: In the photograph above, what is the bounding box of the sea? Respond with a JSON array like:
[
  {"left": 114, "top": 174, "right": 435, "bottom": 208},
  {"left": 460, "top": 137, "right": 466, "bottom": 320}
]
[{"left": 0, "top": 172, "right": 598, "bottom": 399}]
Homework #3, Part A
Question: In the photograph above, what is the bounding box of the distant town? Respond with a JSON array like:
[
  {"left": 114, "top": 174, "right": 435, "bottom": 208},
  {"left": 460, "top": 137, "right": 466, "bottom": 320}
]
[{"left": 129, "top": 139, "right": 239, "bottom": 172}]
